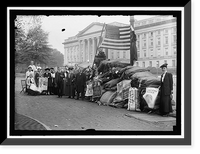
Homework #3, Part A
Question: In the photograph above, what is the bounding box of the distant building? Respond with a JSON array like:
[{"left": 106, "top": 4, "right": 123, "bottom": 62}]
[
  {"left": 62, "top": 22, "right": 104, "bottom": 66},
  {"left": 131, "top": 15, "right": 177, "bottom": 68},
  {"left": 62, "top": 22, "right": 130, "bottom": 66},
  {"left": 63, "top": 15, "right": 177, "bottom": 68}
]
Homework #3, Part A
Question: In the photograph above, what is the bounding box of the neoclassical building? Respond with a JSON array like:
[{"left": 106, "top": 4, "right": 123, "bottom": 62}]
[
  {"left": 63, "top": 22, "right": 105, "bottom": 66},
  {"left": 132, "top": 15, "right": 177, "bottom": 68},
  {"left": 63, "top": 15, "right": 177, "bottom": 68},
  {"left": 62, "top": 22, "right": 130, "bottom": 67}
]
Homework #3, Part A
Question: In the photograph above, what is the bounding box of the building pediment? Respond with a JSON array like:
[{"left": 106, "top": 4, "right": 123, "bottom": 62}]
[{"left": 77, "top": 22, "right": 104, "bottom": 37}]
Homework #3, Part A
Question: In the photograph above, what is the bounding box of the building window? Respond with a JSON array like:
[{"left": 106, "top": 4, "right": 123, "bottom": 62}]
[
  {"left": 173, "top": 47, "right": 177, "bottom": 55},
  {"left": 150, "top": 49, "right": 154, "bottom": 57},
  {"left": 157, "top": 61, "right": 159, "bottom": 68},
  {"left": 157, "top": 48, "right": 161, "bottom": 57},
  {"left": 173, "top": 35, "right": 177, "bottom": 44},
  {"left": 143, "top": 49, "right": 146, "bottom": 57},
  {"left": 149, "top": 32, "right": 153, "bottom": 37},
  {"left": 172, "top": 60, "right": 175, "bottom": 67},
  {"left": 157, "top": 37, "right": 161, "bottom": 46},
  {"left": 150, "top": 38, "right": 153, "bottom": 46},
  {"left": 157, "top": 30, "right": 160, "bottom": 35},
  {"left": 111, "top": 52, "right": 114, "bottom": 59},
  {"left": 143, "top": 40, "right": 146, "bottom": 48},
  {"left": 164, "top": 36, "right": 169, "bottom": 45},
  {"left": 137, "top": 51, "right": 140, "bottom": 58},
  {"left": 123, "top": 51, "right": 126, "bottom": 58},
  {"left": 149, "top": 61, "right": 152, "bottom": 67},
  {"left": 117, "top": 51, "right": 120, "bottom": 58},
  {"left": 143, "top": 62, "right": 145, "bottom": 67},
  {"left": 165, "top": 47, "right": 168, "bottom": 56}
]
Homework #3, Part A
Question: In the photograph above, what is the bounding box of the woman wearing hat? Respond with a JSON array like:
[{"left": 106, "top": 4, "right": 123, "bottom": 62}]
[
  {"left": 43, "top": 68, "right": 52, "bottom": 95},
  {"left": 25, "top": 66, "right": 33, "bottom": 79},
  {"left": 159, "top": 63, "right": 173, "bottom": 116}
]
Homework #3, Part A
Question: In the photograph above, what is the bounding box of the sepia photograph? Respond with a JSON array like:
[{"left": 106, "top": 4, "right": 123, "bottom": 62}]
[{"left": 4, "top": 5, "right": 191, "bottom": 145}]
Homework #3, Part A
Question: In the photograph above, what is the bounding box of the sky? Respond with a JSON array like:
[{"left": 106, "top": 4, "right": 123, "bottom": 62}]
[{"left": 39, "top": 15, "right": 155, "bottom": 54}]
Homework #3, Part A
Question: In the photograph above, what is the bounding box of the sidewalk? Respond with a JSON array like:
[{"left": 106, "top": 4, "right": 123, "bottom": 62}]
[
  {"left": 125, "top": 112, "right": 176, "bottom": 124},
  {"left": 15, "top": 113, "right": 50, "bottom": 130}
]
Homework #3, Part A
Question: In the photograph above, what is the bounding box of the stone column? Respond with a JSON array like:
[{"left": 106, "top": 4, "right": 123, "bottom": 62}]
[
  {"left": 78, "top": 40, "right": 81, "bottom": 62},
  {"left": 83, "top": 40, "right": 86, "bottom": 62},
  {"left": 92, "top": 38, "right": 95, "bottom": 62},
  {"left": 87, "top": 39, "right": 90, "bottom": 62}
]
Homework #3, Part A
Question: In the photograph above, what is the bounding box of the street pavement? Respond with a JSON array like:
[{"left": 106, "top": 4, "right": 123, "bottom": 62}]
[{"left": 15, "top": 76, "right": 176, "bottom": 131}]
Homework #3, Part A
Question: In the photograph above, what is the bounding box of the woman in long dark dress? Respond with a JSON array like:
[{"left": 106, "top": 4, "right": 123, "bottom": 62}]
[
  {"left": 159, "top": 63, "right": 173, "bottom": 116},
  {"left": 55, "top": 68, "right": 65, "bottom": 98}
]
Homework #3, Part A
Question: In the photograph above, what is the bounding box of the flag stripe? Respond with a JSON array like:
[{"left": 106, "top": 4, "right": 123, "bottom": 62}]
[
  {"left": 102, "top": 41, "right": 130, "bottom": 46},
  {"left": 100, "top": 44, "right": 130, "bottom": 50},
  {"left": 103, "top": 38, "right": 130, "bottom": 42},
  {"left": 119, "top": 27, "right": 131, "bottom": 31},
  {"left": 120, "top": 35, "right": 130, "bottom": 38},
  {"left": 120, "top": 31, "right": 130, "bottom": 35}
]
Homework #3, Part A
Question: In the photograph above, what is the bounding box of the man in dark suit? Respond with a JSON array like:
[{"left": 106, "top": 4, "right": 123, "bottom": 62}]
[
  {"left": 68, "top": 68, "right": 76, "bottom": 99},
  {"left": 159, "top": 63, "right": 173, "bottom": 116},
  {"left": 55, "top": 67, "right": 65, "bottom": 98},
  {"left": 75, "top": 68, "right": 86, "bottom": 100}
]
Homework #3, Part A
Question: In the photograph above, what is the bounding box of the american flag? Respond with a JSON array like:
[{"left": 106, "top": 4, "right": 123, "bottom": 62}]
[{"left": 99, "top": 24, "right": 131, "bottom": 50}]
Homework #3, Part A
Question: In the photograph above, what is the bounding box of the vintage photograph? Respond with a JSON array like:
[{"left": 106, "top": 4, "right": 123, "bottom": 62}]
[{"left": 13, "top": 13, "right": 178, "bottom": 133}]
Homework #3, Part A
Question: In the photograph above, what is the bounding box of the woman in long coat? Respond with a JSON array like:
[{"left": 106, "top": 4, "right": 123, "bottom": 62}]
[{"left": 159, "top": 64, "right": 173, "bottom": 116}]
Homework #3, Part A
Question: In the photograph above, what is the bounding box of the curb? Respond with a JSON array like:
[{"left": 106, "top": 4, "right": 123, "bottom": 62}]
[
  {"left": 15, "top": 113, "right": 51, "bottom": 130},
  {"left": 25, "top": 115, "right": 52, "bottom": 130}
]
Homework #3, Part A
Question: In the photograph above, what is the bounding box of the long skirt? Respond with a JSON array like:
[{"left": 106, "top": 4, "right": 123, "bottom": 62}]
[
  {"left": 159, "top": 94, "right": 173, "bottom": 114},
  {"left": 63, "top": 81, "right": 70, "bottom": 96}
]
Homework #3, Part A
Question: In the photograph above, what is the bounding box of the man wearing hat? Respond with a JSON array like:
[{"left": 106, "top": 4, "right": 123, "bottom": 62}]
[{"left": 159, "top": 63, "right": 173, "bottom": 116}]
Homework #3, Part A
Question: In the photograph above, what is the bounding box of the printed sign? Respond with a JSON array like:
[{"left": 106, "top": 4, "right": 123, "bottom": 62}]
[{"left": 143, "top": 87, "right": 159, "bottom": 109}]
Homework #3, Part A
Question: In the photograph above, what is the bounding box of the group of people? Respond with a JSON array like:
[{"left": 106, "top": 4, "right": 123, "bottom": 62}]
[
  {"left": 24, "top": 61, "right": 100, "bottom": 102},
  {"left": 24, "top": 61, "right": 174, "bottom": 117},
  {"left": 56, "top": 65, "right": 99, "bottom": 101}
]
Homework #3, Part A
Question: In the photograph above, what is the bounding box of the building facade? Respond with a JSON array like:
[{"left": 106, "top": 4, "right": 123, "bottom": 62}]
[
  {"left": 63, "top": 22, "right": 130, "bottom": 66},
  {"left": 63, "top": 16, "right": 177, "bottom": 68},
  {"left": 132, "top": 15, "right": 177, "bottom": 68},
  {"left": 63, "top": 22, "right": 104, "bottom": 66}
]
